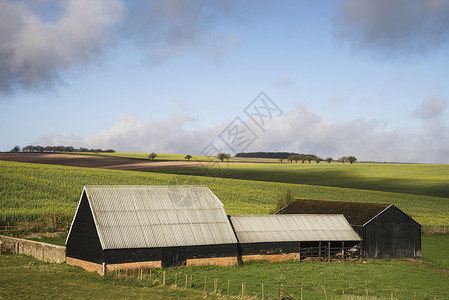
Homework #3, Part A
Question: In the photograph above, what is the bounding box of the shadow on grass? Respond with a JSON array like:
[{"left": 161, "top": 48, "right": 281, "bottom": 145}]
[{"left": 141, "top": 167, "right": 449, "bottom": 199}]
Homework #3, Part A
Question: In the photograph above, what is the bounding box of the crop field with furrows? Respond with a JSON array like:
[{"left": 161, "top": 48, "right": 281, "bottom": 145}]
[
  {"left": 70, "top": 152, "right": 281, "bottom": 163},
  {"left": 1, "top": 160, "right": 449, "bottom": 226},
  {"left": 70, "top": 152, "right": 228, "bottom": 162}
]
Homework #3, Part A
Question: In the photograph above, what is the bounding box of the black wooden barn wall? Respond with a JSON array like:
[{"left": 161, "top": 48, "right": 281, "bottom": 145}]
[
  {"left": 361, "top": 206, "right": 421, "bottom": 259},
  {"left": 65, "top": 191, "right": 103, "bottom": 263},
  {"left": 102, "top": 244, "right": 238, "bottom": 267}
]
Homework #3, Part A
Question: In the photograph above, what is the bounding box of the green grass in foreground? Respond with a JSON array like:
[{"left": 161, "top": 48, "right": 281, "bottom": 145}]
[
  {"left": 1, "top": 160, "right": 449, "bottom": 226},
  {"left": 0, "top": 254, "right": 222, "bottom": 300},
  {"left": 14, "top": 234, "right": 447, "bottom": 299},
  {"left": 147, "top": 163, "right": 449, "bottom": 199}
]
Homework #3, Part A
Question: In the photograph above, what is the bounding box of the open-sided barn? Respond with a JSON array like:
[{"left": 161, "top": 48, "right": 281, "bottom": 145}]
[
  {"left": 66, "top": 185, "right": 238, "bottom": 274},
  {"left": 275, "top": 199, "right": 421, "bottom": 259},
  {"left": 229, "top": 214, "right": 361, "bottom": 262}
]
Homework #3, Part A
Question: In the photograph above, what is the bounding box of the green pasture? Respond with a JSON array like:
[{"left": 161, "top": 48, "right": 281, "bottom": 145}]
[
  {"left": 0, "top": 254, "right": 221, "bottom": 300},
  {"left": 1, "top": 160, "right": 449, "bottom": 226},
  {"left": 2, "top": 234, "right": 449, "bottom": 299},
  {"left": 147, "top": 162, "right": 449, "bottom": 199}
]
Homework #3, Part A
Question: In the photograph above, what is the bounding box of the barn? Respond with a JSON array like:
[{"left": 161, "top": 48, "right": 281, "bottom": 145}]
[
  {"left": 66, "top": 185, "right": 238, "bottom": 274},
  {"left": 229, "top": 214, "right": 361, "bottom": 262},
  {"left": 275, "top": 199, "right": 421, "bottom": 259}
]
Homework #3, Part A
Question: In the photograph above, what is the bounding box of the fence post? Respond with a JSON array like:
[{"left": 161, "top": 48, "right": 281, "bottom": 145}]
[
  {"left": 279, "top": 284, "right": 282, "bottom": 300},
  {"left": 328, "top": 242, "right": 331, "bottom": 262},
  {"left": 319, "top": 242, "right": 321, "bottom": 261}
]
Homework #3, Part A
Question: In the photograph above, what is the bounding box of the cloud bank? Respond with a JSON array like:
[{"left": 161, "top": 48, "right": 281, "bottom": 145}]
[
  {"left": 334, "top": 0, "right": 449, "bottom": 58},
  {"left": 0, "top": 0, "right": 124, "bottom": 93},
  {"left": 0, "top": 0, "right": 241, "bottom": 94},
  {"left": 35, "top": 104, "right": 449, "bottom": 164}
]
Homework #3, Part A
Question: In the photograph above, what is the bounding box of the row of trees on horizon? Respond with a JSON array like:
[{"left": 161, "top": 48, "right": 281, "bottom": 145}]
[
  {"left": 9, "top": 145, "right": 116, "bottom": 153},
  {"left": 283, "top": 155, "right": 357, "bottom": 164}
]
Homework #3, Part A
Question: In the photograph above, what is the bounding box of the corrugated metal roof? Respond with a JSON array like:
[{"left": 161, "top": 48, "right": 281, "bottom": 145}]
[
  {"left": 83, "top": 185, "right": 238, "bottom": 250},
  {"left": 275, "top": 199, "right": 392, "bottom": 226},
  {"left": 229, "top": 215, "right": 361, "bottom": 244}
]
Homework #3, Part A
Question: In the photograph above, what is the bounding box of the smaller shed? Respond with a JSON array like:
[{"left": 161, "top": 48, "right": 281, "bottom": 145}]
[
  {"left": 229, "top": 215, "right": 361, "bottom": 263},
  {"left": 276, "top": 199, "right": 421, "bottom": 259}
]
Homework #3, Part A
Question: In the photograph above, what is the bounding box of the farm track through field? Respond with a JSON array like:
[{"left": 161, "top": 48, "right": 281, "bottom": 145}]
[{"left": 0, "top": 153, "right": 237, "bottom": 170}]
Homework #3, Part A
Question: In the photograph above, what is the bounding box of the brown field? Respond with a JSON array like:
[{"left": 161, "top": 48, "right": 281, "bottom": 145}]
[{"left": 0, "top": 153, "right": 231, "bottom": 170}]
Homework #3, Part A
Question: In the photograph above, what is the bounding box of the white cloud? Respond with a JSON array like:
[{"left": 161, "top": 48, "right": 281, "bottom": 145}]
[
  {"left": 34, "top": 113, "right": 212, "bottom": 154},
  {"left": 34, "top": 105, "right": 449, "bottom": 164},
  {"left": 0, "top": 0, "right": 124, "bottom": 93},
  {"left": 334, "top": 0, "right": 449, "bottom": 58}
]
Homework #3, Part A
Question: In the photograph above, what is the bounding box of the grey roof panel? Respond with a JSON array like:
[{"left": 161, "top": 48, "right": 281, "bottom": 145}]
[
  {"left": 230, "top": 215, "right": 361, "bottom": 244},
  {"left": 82, "top": 185, "right": 237, "bottom": 250}
]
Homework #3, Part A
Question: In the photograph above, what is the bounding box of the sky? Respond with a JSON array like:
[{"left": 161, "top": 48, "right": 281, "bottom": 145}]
[{"left": 1, "top": 0, "right": 449, "bottom": 163}]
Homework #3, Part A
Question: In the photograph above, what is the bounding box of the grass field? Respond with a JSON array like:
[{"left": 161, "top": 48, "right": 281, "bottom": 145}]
[
  {"left": 1, "top": 160, "right": 449, "bottom": 226},
  {"left": 147, "top": 163, "right": 449, "bottom": 199},
  {"left": 1, "top": 157, "right": 449, "bottom": 299},
  {"left": 2, "top": 234, "right": 448, "bottom": 299},
  {"left": 0, "top": 254, "right": 223, "bottom": 300}
]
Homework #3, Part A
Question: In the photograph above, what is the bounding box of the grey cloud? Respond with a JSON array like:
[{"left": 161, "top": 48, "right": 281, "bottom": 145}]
[
  {"left": 335, "top": 0, "right": 449, "bottom": 58},
  {"left": 0, "top": 0, "right": 124, "bottom": 93},
  {"left": 122, "top": 0, "right": 239, "bottom": 64},
  {"left": 413, "top": 96, "right": 447, "bottom": 120}
]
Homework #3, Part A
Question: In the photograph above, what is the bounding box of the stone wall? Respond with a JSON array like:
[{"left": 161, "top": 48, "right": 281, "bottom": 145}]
[{"left": 0, "top": 235, "right": 66, "bottom": 263}]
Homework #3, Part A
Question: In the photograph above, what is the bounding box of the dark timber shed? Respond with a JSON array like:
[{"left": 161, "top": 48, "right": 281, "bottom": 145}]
[
  {"left": 229, "top": 214, "right": 361, "bottom": 262},
  {"left": 276, "top": 199, "right": 421, "bottom": 259},
  {"left": 66, "top": 185, "right": 238, "bottom": 273}
]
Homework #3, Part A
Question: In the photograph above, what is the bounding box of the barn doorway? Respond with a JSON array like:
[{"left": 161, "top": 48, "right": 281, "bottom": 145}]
[{"left": 161, "top": 247, "right": 187, "bottom": 267}]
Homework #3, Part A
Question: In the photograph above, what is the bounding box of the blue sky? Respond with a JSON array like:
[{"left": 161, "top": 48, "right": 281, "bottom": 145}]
[{"left": 1, "top": 0, "right": 449, "bottom": 163}]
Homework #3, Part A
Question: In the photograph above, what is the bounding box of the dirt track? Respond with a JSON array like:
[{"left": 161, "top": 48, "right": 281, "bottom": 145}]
[{"left": 0, "top": 153, "right": 228, "bottom": 170}]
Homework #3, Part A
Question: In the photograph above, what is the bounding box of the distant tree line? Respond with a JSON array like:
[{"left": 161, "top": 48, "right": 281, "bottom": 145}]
[
  {"left": 284, "top": 155, "right": 357, "bottom": 164},
  {"left": 235, "top": 152, "right": 317, "bottom": 159},
  {"left": 236, "top": 152, "right": 357, "bottom": 164},
  {"left": 12, "top": 145, "right": 115, "bottom": 153}
]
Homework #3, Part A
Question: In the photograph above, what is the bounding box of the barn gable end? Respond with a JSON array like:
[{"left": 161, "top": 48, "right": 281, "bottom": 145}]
[
  {"left": 65, "top": 189, "right": 103, "bottom": 263},
  {"left": 363, "top": 205, "right": 421, "bottom": 259}
]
